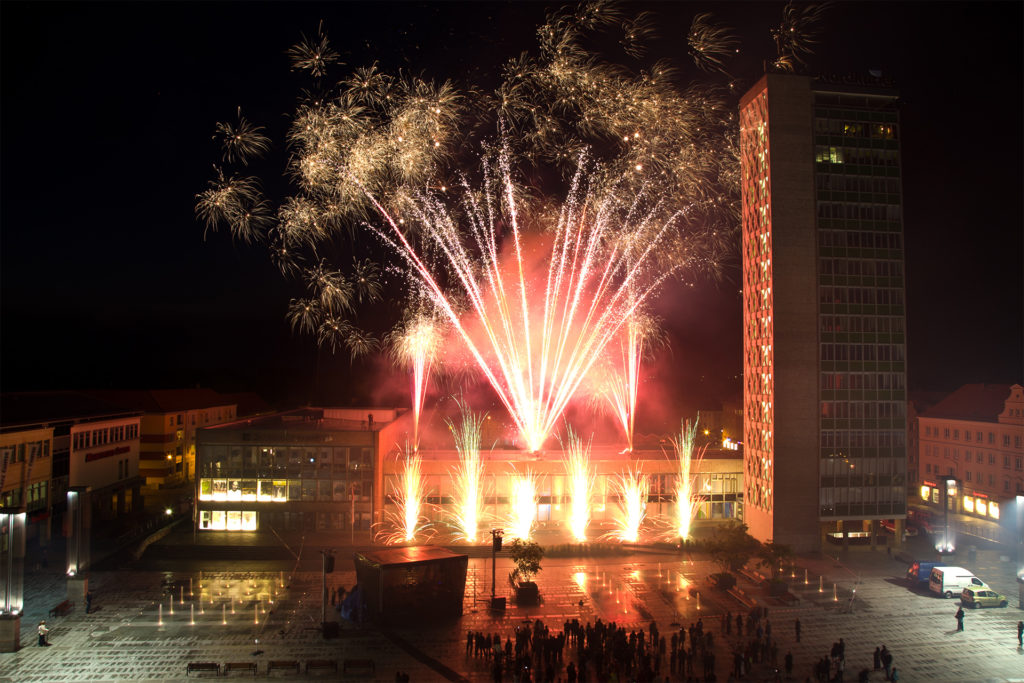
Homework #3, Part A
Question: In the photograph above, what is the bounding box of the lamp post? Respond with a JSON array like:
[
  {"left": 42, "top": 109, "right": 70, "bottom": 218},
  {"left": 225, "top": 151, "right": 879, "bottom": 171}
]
[
  {"left": 940, "top": 477, "right": 957, "bottom": 554},
  {"left": 490, "top": 529, "right": 503, "bottom": 608}
]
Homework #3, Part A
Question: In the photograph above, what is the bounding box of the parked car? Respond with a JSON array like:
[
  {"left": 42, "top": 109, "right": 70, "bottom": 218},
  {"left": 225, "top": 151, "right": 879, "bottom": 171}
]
[{"left": 961, "top": 587, "right": 1008, "bottom": 608}]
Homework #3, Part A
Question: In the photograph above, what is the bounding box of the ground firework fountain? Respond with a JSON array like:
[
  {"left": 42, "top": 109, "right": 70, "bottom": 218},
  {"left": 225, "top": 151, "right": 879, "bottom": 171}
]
[
  {"left": 560, "top": 427, "right": 595, "bottom": 542},
  {"left": 671, "top": 417, "right": 708, "bottom": 541},
  {"left": 608, "top": 467, "right": 649, "bottom": 543},
  {"left": 447, "top": 401, "right": 487, "bottom": 543},
  {"left": 381, "top": 447, "right": 430, "bottom": 544},
  {"left": 507, "top": 469, "right": 539, "bottom": 540}
]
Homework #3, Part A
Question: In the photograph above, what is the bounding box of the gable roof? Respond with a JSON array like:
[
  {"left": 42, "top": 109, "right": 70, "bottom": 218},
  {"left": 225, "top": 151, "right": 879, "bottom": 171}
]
[{"left": 921, "top": 384, "right": 1013, "bottom": 422}]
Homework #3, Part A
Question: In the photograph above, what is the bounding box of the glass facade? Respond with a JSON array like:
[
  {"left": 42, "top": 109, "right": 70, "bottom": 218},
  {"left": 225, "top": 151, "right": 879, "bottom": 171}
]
[
  {"left": 813, "top": 92, "right": 908, "bottom": 519},
  {"left": 197, "top": 443, "right": 374, "bottom": 531}
]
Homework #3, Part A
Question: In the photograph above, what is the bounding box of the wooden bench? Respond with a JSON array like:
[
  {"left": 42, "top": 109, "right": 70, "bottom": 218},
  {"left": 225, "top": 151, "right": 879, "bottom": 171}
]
[
  {"left": 728, "top": 587, "right": 757, "bottom": 609},
  {"left": 343, "top": 658, "right": 375, "bottom": 674},
  {"left": 48, "top": 600, "right": 74, "bottom": 617},
  {"left": 186, "top": 662, "right": 220, "bottom": 676},
  {"left": 306, "top": 659, "right": 338, "bottom": 674},
  {"left": 224, "top": 662, "right": 258, "bottom": 676},
  {"left": 268, "top": 660, "right": 300, "bottom": 675}
]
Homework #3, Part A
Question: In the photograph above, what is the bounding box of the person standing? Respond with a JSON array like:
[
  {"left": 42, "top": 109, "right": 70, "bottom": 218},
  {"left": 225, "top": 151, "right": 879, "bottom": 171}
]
[
  {"left": 795, "top": 617, "right": 801, "bottom": 643},
  {"left": 37, "top": 620, "right": 50, "bottom": 646},
  {"left": 880, "top": 645, "right": 892, "bottom": 681},
  {"left": 86, "top": 589, "right": 94, "bottom": 614},
  {"left": 890, "top": 667, "right": 900, "bottom": 682},
  {"left": 873, "top": 646, "right": 881, "bottom": 671},
  {"left": 955, "top": 606, "right": 965, "bottom": 632},
  {"left": 1017, "top": 621, "right": 1023, "bottom": 647}
]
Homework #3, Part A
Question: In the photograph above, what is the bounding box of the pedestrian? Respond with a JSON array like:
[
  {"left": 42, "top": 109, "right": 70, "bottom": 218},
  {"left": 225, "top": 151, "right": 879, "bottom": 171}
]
[
  {"left": 955, "top": 606, "right": 964, "bottom": 632},
  {"left": 784, "top": 651, "right": 793, "bottom": 678},
  {"left": 86, "top": 589, "right": 94, "bottom": 614},
  {"left": 37, "top": 620, "right": 50, "bottom": 646},
  {"left": 795, "top": 617, "right": 801, "bottom": 643},
  {"left": 872, "top": 647, "right": 880, "bottom": 671},
  {"left": 1018, "top": 621, "right": 1023, "bottom": 647},
  {"left": 881, "top": 646, "right": 892, "bottom": 681},
  {"left": 890, "top": 667, "right": 900, "bottom": 682}
]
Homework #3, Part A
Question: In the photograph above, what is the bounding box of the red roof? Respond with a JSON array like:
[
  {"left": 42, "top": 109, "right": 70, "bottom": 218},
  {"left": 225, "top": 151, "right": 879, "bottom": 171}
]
[{"left": 921, "top": 384, "right": 1013, "bottom": 422}]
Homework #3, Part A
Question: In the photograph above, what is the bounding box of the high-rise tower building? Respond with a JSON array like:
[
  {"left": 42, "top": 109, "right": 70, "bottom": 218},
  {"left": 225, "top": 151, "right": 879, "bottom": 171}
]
[{"left": 739, "top": 73, "right": 908, "bottom": 551}]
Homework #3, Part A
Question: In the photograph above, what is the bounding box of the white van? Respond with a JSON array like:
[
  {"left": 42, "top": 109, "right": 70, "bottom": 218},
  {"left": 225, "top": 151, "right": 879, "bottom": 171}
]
[{"left": 929, "top": 566, "right": 986, "bottom": 598}]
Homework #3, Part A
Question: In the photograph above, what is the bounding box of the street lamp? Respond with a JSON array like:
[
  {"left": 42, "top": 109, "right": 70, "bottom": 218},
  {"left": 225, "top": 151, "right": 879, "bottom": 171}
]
[
  {"left": 938, "top": 477, "right": 957, "bottom": 554},
  {"left": 490, "top": 529, "right": 504, "bottom": 610}
]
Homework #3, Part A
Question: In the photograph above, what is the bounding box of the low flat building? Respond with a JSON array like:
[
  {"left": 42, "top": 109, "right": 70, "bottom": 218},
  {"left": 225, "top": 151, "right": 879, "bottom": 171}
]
[{"left": 196, "top": 407, "right": 409, "bottom": 532}]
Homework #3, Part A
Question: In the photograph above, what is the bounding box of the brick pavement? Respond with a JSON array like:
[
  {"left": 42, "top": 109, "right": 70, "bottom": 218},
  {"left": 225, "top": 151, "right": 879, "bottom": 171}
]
[{"left": 1, "top": 544, "right": 1023, "bottom": 682}]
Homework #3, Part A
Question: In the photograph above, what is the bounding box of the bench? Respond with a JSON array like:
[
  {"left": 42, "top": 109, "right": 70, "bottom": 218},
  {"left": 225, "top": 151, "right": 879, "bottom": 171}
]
[
  {"left": 268, "top": 660, "right": 300, "bottom": 675},
  {"left": 224, "top": 662, "right": 258, "bottom": 676},
  {"left": 343, "top": 659, "right": 375, "bottom": 674},
  {"left": 48, "top": 600, "right": 74, "bottom": 617},
  {"left": 728, "top": 587, "right": 757, "bottom": 609},
  {"left": 186, "top": 662, "right": 220, "bottom": 676},
  {"left": 306, "top": 659, "right": 338, "bottom": 674}
]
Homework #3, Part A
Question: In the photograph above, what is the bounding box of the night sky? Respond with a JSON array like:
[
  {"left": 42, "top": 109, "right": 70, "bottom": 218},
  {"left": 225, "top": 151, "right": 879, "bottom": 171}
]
[{"left": 2, "top": 2, "right": 1021, "bottom": 421}]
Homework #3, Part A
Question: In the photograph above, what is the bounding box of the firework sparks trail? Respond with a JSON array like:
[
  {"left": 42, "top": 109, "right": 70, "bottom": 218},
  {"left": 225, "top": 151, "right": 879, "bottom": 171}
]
[
  {"left": 671, "top": 417, "right": 707, "bottom": 541},
  {"left": 607, "top": 467, "right": 649, "bottom": 544},
  {"left": 378, "top": 448, "right": 432, "bottom": 545},
  {"left": 447, "top": 401, "right": 488, "bottom": 543},
  {"left": 364, "top": 149, "right": 678, "bottom": 452},
  {"left": 559, "top": 427, "right": 595, "bottom": 542},
  {"left": 601, "top": 315, "right": 643, "bottom": 453},
  {"left": 388, "top": 311, "right": 443, "bottom": 450},
  {"left": 507, "top": 469, "right": 539, "bottom": 541}
]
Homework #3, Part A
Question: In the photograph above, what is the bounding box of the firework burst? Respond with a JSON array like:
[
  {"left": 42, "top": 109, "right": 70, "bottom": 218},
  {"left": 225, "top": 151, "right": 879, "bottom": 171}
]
[
  {"left": 606, "top": 467, "right": 649, "bottom": 544},
  {"left": 446, "top": 400, "right": 489, "bottom": 543},
  {"left": 365, "top": 147, "right": 679, "bottom": 452},
  {"left": 670, "top": 417, "right": 707, "bottom": 541},
  {"left": 559, "top": 427, "right": 595, "bottom": 542}
]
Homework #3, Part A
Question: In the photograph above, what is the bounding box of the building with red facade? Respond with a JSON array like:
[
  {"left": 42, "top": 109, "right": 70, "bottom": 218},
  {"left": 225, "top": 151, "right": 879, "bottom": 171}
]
[{"left": 739, "top": 72, "right": 908, "bottom": 551}]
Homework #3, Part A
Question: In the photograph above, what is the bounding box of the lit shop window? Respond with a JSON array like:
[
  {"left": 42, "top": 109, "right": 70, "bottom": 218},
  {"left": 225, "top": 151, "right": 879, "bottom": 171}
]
[
  {"left": 963, "top": 496, "right": 974, "bottom": 513},
  {"left": 975, "top": 499, "right": 987, "bottom": 516},
  {"left": 199, "top": 510, "right": 257, "bottom": 531},
  {"left": 199, "top": 478, "right": 287, "bottom": 502},
  {"left": 988, "top": 501, "right": 999, "bottom": 520},
  {"left": 919, "top": 486, "right": 929, "bottom": 501}
]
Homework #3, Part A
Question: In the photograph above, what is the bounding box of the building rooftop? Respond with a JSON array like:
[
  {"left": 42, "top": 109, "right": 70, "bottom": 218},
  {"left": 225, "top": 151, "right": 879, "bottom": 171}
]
[
  {"left": 0, "top": 391, "right": 140, "bottom": 431},
  {"left": 88, "top": 388, "right": 237, "bottom": 413},
  {"left": 920, "top": 384, "right": 1014, "bottom": 422}
]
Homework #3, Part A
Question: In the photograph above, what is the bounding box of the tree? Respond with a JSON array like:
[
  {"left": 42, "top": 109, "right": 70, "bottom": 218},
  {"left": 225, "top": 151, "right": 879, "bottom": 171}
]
[
  {"left": 708, "top": 520, "right": 760, "bottom": 573},
  {"left": 757, "top": 541, "right": 794, "bottom": 580},
  {"left": 507, "top": 538, "right": 544, "bottom": 585}
]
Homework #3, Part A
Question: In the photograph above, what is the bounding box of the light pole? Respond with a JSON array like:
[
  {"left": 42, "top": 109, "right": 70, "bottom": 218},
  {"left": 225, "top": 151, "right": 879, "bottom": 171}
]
[
  {"left": 941, "top": 477, "right": 957, "bottom": 554},
  {"left": 490, "top": 528, "right": 503, "bottom": 608}
]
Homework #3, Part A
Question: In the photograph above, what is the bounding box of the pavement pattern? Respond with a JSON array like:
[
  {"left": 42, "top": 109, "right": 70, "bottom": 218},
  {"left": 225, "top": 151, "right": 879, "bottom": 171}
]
[{"left": 1, "top": 540, "right": 1023, "bottom": 682}]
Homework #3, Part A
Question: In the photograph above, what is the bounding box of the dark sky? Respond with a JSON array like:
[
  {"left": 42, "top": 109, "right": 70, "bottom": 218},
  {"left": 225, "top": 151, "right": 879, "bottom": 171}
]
[{"left": 2, "top": 2, "right": 1021, "bottom": 417}]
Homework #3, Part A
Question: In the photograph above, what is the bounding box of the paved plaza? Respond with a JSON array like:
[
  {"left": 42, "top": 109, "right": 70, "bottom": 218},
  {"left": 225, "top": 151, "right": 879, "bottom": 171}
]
[{"left": 1, "top": 531, "right": 1023, "bottom": 682}]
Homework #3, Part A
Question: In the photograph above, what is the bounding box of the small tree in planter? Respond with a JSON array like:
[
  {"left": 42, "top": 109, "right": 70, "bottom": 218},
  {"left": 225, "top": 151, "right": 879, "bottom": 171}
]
[
  {"left": 708, "top": 520, "right": 760, "bottom": 575},
  {"left": 758, "top": 541, "right": 794, "bottom": 595},
  {"left": 508, "top": 538, "right": 544, "bottom": 605}
]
